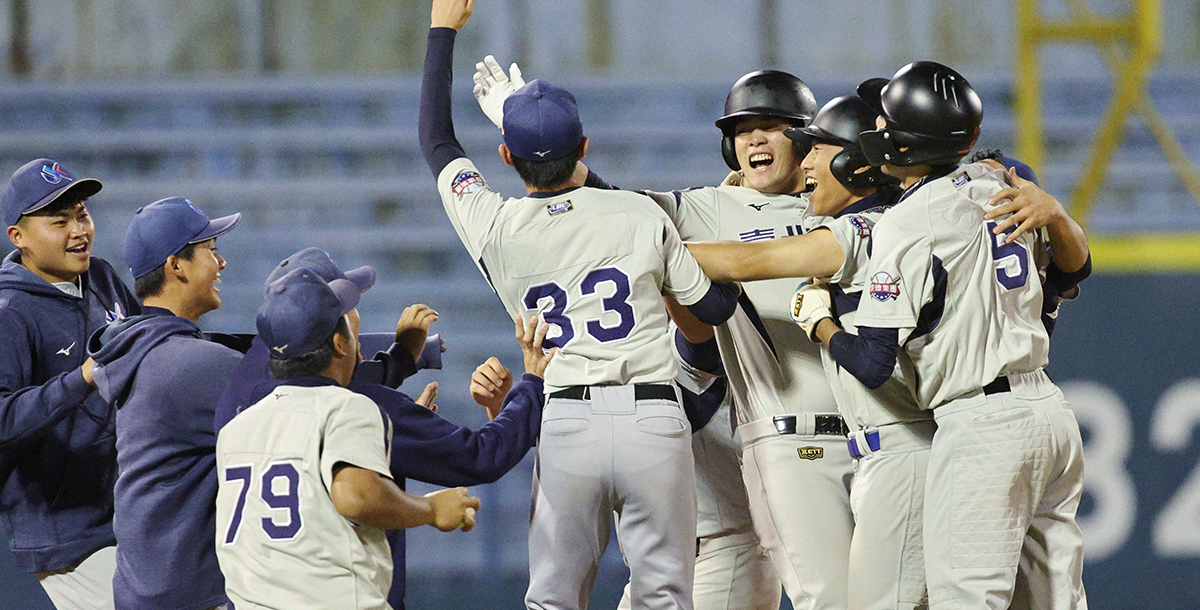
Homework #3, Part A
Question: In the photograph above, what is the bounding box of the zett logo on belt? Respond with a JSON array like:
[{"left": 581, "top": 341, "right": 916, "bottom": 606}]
[{"left": 797, "top": 447, "right": 824, "bottom": 460}]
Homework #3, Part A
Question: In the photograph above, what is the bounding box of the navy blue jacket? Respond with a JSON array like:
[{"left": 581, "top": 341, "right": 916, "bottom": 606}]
[
  {"left": 0, "top": 251, "right": 140, "bottom": 572},
  {"left": 215, "top": 336, "right": 544, "bottom": 609},
  {"left": 88, "top": 307, "right": 240, "bottom": 610}
]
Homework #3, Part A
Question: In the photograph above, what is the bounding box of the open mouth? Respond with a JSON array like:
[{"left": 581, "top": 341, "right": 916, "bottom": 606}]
[
  {"left": 748, "top": 152, "right": 774, "bottom": 170},
  {"left": 805, "top": 176, "right": 818, "bottom": 190},
  {"left": 66, "top": 243, "right": 88, "bottom": 256}
]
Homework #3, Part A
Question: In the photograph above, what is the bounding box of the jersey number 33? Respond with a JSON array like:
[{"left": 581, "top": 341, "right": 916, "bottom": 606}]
[{"left": 523, "top": 267, "right": 637, "bottom": 348}]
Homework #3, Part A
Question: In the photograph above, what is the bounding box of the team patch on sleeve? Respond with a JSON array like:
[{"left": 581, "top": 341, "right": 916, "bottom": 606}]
[
  {"left": 848, "top": 215, "right": 873, "bottom": 239},
  {"left": 546, "top": 200, "right": 573, "bottom": 216},
  {"left": 953, "top": 173, "right": 971, "bottom": 188},
  {"left": 869, "top": 272, "right": 901, "bottom": 301},
  {"left": 451, "top": 171, "right": 486, "bottom": 196}
]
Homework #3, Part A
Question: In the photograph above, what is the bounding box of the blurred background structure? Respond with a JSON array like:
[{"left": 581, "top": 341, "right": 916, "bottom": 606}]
[{"left": 1, "top": 1, "right": 1198, "bottom": 608}]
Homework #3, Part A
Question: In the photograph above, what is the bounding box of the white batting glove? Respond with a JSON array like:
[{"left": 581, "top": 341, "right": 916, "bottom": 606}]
[
  {"left": 472, "top": 55, "right": 525, "bottom": 130},
  {"left": 790, "top": 280, "right": 833, "bottom": 342}
]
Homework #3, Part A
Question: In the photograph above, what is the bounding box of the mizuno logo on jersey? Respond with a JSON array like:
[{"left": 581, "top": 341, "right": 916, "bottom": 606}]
[
  {"left": 869, "top": 272, "right": 901, "bottom": 301},
  {"left": 57, "top": 342, "right": 76, "bottom": 356},
  {"left": 546, "top": 200, "right": 573, "bottom": 216},
  {"left": 849, "top": 215, "right": 873, "bottom": 239},
  {"left": 797, "top": 447, "right": 823, "bottom": 460},
  {"left": 451, "top": 171, "right": 486, "bottom": 196},
  {"left": 106, "top": 303, "right": 125, "bottom": 322},
  {"left": 747, "top": 201, "right": 771, "bottom": 211},
  {"left": 739, "top": 228, "right": 775, "bottom": 242}
]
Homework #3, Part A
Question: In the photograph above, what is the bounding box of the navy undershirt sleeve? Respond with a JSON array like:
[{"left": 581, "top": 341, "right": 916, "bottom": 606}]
[
  {"left": 684, "top": 281, "right": 740, "bottom": 326},
  {"left": 584, "top": 169, "right": 616, "bottom": 190},
  {"left": 419, "top": 27, "right": 466, "bottom": 176},
  {"left": 827, "top": 326, "right": 900, "bottom": 390},
  {"left": 674, "top": 330, "right": 723, "bottom": 376},
  {"left": 1046, "top": 253, "right": 1092, "bottom": 294}
]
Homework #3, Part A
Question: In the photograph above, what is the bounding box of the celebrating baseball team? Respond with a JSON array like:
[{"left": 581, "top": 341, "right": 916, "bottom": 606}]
[{"left": 0, "top": 0, "right": 1094, "bottom": 609}]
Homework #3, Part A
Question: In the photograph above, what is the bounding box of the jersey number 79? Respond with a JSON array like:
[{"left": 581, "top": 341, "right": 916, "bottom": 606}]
[
  {"left": 523, "top": 267, "right": 637, "bottom": 349},
  {"left": 222, "top": 462, "right": 304, "bottom": 545}
]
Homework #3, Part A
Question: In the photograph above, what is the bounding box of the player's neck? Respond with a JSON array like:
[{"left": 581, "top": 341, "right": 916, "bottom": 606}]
[{"left": 524, "top": 176, "right": 586, "bottom": 196}]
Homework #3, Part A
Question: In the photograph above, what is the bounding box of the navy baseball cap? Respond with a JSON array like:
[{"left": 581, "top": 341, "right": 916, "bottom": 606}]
[
  {"left": 124, "top": 197, "right": 241, "bottom": 278},
  {"left": 501, "top": 80, "right": 584, "bottom": 161},
  {"left": 265, "top": 247, "right": 375, "bottom": 294},
  {"left": 996, "top": 155, "right": 1040, "bottom": 187},
  {"left": 257, "top": 267, "right": 361, "bottom": 360},
  {"left": 1, "top": 158, "right": 102, "bottom": 227}
]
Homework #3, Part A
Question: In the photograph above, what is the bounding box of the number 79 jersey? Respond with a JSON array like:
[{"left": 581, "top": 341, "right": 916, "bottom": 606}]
[
  {"left": 438, "top": 158, "right": 714, "bottom": 392},
  {"left": 215, "top": 384, "right": 395, "bottom": 610},
  {"left": 853, "top": 163, "right": 1051, "bottom": 410}
]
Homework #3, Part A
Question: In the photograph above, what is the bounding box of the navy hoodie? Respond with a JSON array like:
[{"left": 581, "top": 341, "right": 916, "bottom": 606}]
[
  {"left": 0, "top": 250, "right": 140, "bottom": 572},
  {"left": 89, "top": 307, "right": 240, "bottom": 610},
  {"left": 216, "top": 336, "right": 545, "bottom": 609}
]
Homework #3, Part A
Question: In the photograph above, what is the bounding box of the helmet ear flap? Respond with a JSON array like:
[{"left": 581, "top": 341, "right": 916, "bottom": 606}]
[
  {"left": 830, "top": 148, "right": 898, "bottom": 189},
  {"left": 721, "top": 134, "right": 740, "bottom": 171}
]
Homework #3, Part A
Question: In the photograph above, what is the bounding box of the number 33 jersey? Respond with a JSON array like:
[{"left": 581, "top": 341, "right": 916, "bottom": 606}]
[
  {"left": 437, "top": 158, "right": 714, "bottom": 392},
  {"left": 853, "top": 163, "right": 1050, "bottom": 410},
  {"left": 215, "top": 384, "right": 395, "bottom": 610}
]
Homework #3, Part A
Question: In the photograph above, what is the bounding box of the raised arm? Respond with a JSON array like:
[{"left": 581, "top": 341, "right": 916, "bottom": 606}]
[
  {"left": 984, "top": 166, "right": 1090, "bottom": 277},
  {"left": 418, "top": 0, "right": 475, "bottom": 176},
  {"left": 685, "top": 228, "right": 845, "bottom": 283}
]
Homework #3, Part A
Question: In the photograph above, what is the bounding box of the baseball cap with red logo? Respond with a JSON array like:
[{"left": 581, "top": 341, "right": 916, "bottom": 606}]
[{"left": 1, "top": 158, "right": 103, "bottom": 227}]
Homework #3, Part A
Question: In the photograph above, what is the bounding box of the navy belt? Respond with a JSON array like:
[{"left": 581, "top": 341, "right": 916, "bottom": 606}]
[
  {"left": 772, "top": 414, "right": 848, "bottom": 436},
  {"left": 983, "top": 377, "right": 1011, "bottom": 395},
  {"left": 847, "top": 430, "right": 881, "bottom": 459},
  {"left": 550, "top": 384, "right": 676, "bottom": 401}
]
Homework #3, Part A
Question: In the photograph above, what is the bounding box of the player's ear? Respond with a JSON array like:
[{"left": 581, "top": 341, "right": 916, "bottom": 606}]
[
  {"left": 164, "top": 254, "right": 186, "bottom": 282},
  {"left": 498, "top": 144, "right": 515, "bottom": 167},
  {"left": 6, "top": 225, "right": 23, "bottom": 249},
  {"left": 331, "top": 326, "right": 353, "bottom": 359},
  {"left": 577, "top": 137, "right": 589, "bottom": 161}
]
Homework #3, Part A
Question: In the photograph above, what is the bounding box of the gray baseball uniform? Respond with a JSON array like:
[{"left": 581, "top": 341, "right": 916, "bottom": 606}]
[
  {"left": 851, "top": 163, "right": 1086, "bottom": 609},
  {"left": 811, "top": 204, "right": 932, "bottom": 610},
  {"left": 437, "top": 156, "right": 723, "bottom": 610},
  {"left": 215, "top": 384, "right": 395, "bottom": 610},
  {"left": 645, "top": 185, "right": 854, "bottom": 610}
]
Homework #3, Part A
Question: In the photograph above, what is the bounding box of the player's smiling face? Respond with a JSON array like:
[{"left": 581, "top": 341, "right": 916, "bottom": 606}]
[
  {"left": 178, "top": 238, "right": 226, "bottom": 316},
  {"left": 8, "top": 200, "right": 94, "bottom": 284},
  {"left": 733, "top": 116, "right": 803, "bottom": 195},
  {"left": 801, "top": 142, "right": 856, "bottom": 216}
]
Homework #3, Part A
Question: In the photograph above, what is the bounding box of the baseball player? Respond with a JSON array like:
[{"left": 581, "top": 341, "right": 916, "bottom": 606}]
[
  {"left": 0, "top": 158, "right": 141, "bottom": 610},
  {"left": 420, "top": 2, "right": 740, "bottom": 608},
  {"left": 473, "top": 63, "right": 852, "bottom": 610},
  {"left": 215, "top": 247, "right": 551, "bottom": 610},
  {"left": 85, "top": 197, "right": 241, "bottom": 610},
  {"left": 810, "top": 61, "right": 1089, "bottom": 609},
  {"left": 215, "top": 266, "right": 482, "bottom": 609}
]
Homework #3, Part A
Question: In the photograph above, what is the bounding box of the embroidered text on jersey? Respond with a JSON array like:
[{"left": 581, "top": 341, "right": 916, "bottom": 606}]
[
  {"left": 451, "top": 171, "right": 486, "bottom": 196},
  {"left": 739, "top": 228, "right": 775, "bottom": 242},
  {"left": 869, "top": 272, "right": 901, "bottom": 302},
  {"left": 547, "top": 200, "right": 573, "bottom": 216}
]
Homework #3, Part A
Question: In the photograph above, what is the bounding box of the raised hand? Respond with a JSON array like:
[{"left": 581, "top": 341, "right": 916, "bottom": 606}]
[
  {"left": 516, "top": 316, "right": 555, "bottom": 379},
  {"left": 470, "top": 357, "right": 513, "bottom": 420},
  {"left": 430, "top": 0, "right": 475, "bottom": 31},
  {"left": 473, "top": 55, "right": 526, "bottom": 129},
  {"left": 396, "top": 304, "right": 439, "bottom": 361}
]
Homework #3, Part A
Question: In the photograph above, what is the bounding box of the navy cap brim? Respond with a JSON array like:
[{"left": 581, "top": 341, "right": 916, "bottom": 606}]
[
  {"left": 856, "top": 78, "right": 889, "bottom": 117},
  {"left": 328, "top": 278, "right": 361, "bottom": 316},
  {"left": 189, "top": 212, "right": 241, "bottom": 244},
  {"left": 22, "top": 178, "right": 103, "bottom": 217},
  {"left": 343, "top": 266, "right": 375, "bottom": 293}
]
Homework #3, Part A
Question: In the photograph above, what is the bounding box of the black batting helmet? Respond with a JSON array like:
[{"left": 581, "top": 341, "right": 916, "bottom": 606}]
[
  {"left": 716, "top": 70, "right": 819, "bottom": 171},
  {"left": 857, "top": 61, "right": 982, "bottom": 167},
  {"left": 789, "top": 95, "right": 897, "bottom": 189}
]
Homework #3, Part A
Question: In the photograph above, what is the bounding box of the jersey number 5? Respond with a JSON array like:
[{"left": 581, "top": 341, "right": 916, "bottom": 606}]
[
  {"left": 988, "top": 221, "right": 1030, "bottom": 290},
  {"left": 523, "top": 267, "right": 636, "bottom": 348},
  {"left": 223, "top": 462, "right": 303, "bottom": 545}
]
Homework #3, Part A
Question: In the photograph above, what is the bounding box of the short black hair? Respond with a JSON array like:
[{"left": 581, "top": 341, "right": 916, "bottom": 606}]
[
  {"left": 133, "top": 242, "right": 200, "bottom": 300},
  {"left": 268, "top": 316, "right": 351, "bottom": 380},
  {"left": 968, "top": 148, "right": 1004, "bottom": 163},
  {"left": 510, "top": 142, "right": 584, "bottom": 190}
]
